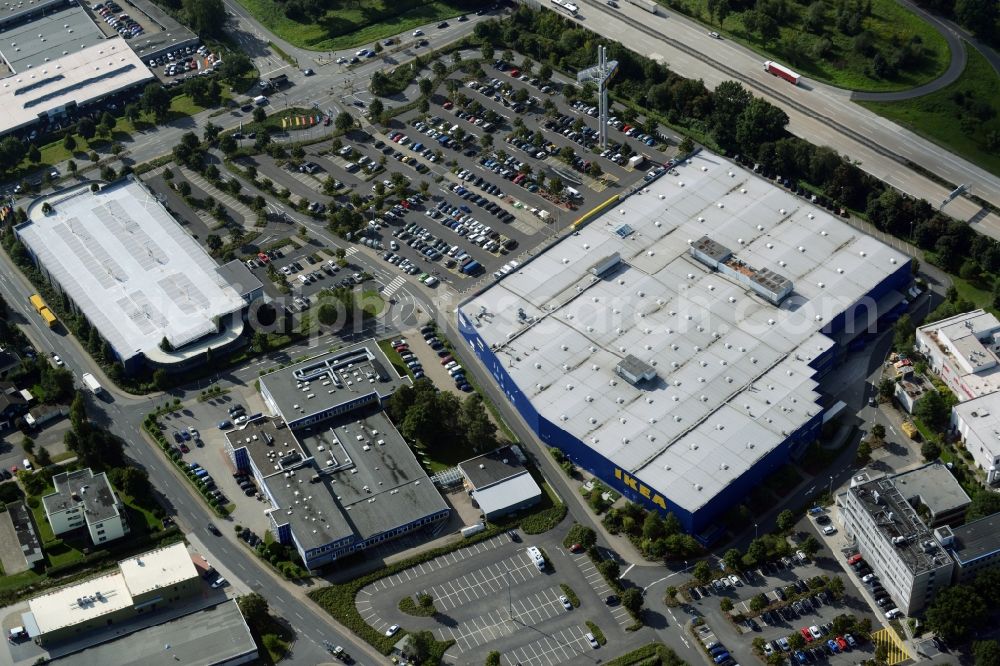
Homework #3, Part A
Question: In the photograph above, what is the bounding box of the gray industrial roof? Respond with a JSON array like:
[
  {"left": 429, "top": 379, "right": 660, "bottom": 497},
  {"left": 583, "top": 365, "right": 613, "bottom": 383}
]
[
  {"left": 948, "top": 513, "right": 1000, "bottom": 565},
  {"left": 0, "top": 0, "right": 66, "bottom": 25},
  {"left": 459, "top": 151, "right": 908, "bottom": 514},
  {"left": 267, "top": 410, "right": 447, "bottom": 552},
  {"left": 46, "top": 599, "right": 257, "bottom": 666},
  {"left": 472, "top": 473, "right": 542, "bottom": 518},
  {"left": 0, "top": 7, "right": 104, "bottom": 74},
  {"left": 459, "top": 445, "right": 529, "bottom": 490},
  {"left": 42, "top": 468, "right": 119, "bottom": 524},
  {"left": 215, "top": 259, "right": 262, "bottom": 300},
  {"left": 225, "top": 416, "right": 305, "bottom": 481},
  {"left": 260, "top": 341, "right": 407, "bottom": 425},
  {"left": 124, "top": 0, "right": 196, "bottom": 60},
  {"left": 0, "top": 37, "right": 152, "bottom": 136},
  {"left": 18, "top": 179, "right": 245, "bottom": 362},
  {"left": 890, "top": 463, "right": 970, "bottom": 521}
]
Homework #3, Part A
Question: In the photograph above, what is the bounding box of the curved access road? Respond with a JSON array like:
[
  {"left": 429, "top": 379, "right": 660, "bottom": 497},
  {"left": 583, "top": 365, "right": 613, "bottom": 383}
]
[{"left": 852, "top": 0, "right": 967, "bottom": 102}]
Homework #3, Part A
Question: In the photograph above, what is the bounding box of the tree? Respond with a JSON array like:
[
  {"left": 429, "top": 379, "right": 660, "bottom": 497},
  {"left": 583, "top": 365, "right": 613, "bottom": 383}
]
[
  {"left": 711, "top": 80, "right": 752, "bottom": 150},
  {"left": 920, "top": 439, "right": 942, "bottom": 461},
  {"left": 480, "top": 43, "right": 495, "bottom": 61},
  {"left": 108, "top": 466, "right": 151, "bottom": 498},
  {"left": 335, "top": 111, "right": 354, "bottom": 132},
  {"left": 70, "top": 391, "right": 87, "bottom": 431},
  {"left": 621, "top": 588, "right": 643, "bottom": 616},
  {"left": 877, "top": 377, "right": 894, "bottom": 401},
  {"left": 967, "top": 490, "right": 1000, "bottom": 521},
  {"left": 735, "top": 98, "right": 788, "bottom": 152},
  {"left": 153, "top": 368, "right": 170, "bottom": 391},
  {"left": 788, "top": 632, "right": 806, "bottom": 650},
  {"left": 855, "top": 440, "right": 872, "bottom": 465},
  {"left": 100, "top": 111, "right": 117, "bottom": 134},
  {"left": 893, "top": 313, "right": 915, "bottom": 350},
  {"left": 21, "top": 436, "right": 35, "bottom": 459},
  {"left": 219, "top": 53, "right": 253, "bottom": 83},
  {"left": 925, "top": 584, "right": 986, "bottom": 643},
  {"left": 35, "top": 446, "right": 52, "bottom": 467},
  {"left": 237, "top": 592, "right": 269, "bottom": 632},
  {"left": 776, "top": 509, "right": 796, "bottom": 533},
  {"left": 253, "top": 106, "right": 267, "bottom": 123},
  {"left": 914, "top": 389, "right": 951, "bottom": 431},
  {"left": 182, "top": 0, "right": 225, "bottom": 38},
  {"left": 597, "top": 559, "right": 620, "bottom": 582},
  {"left": 955, "top": 0, "right": 998, "bottom": 39},
  {"left": 720, "top": 597, "right": 734, "bottom": 612},
  {"left": 679, "top": 136, "right": 695, "bottom": 154},
  {"left": 974, "top": 641, "right": 1000, "bottom": 666},
  {"left": 67, "top": 160, "right": 77, "bottom": 175},
  {"left": 405, "top": 631, "right": 435, "bottom": 663},
  {"left": 63, "top": 134, "right": 77, "bottom": 152},
  {"left": 368, "top": 97, "right": 384, "bottom": 121},
  {"left": 749, "top": 594, "right": 768, "bottom": 612},
  {"left": 141, "top": 83, "right": 172, "bottom": 123},
  {"left": 871, "top": 423, "right": 886, "bottom": 440},
  {"left": 723, "top": 548, "right": 743, "bottom": 572},
  {"left": 692, "top": 560, "right": 712, "bottom": 584},
  {"left": 27, "top": 144, "right": 40, "bottom": 163},
  {"left": 418, "top": 78, "right": 433, "bottom": 97},
  {"left": 78, "top": 117, "right": 96, "bottom": 140},
  {"left": 220, "top": 135, "right": 237, "bottom": 155},
  {"left": 124, "top": 103, "right": 141, "bottom": 124}
]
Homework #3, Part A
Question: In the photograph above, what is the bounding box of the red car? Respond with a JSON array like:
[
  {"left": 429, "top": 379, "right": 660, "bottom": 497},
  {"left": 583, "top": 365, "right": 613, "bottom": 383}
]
[
  {"left": 400, "top": 199, "right": 410, "bottom": 209},
  {"left": 847, "top": 554, "right": 863, "bottom": 565},
  {"left": 257, "top": 252, "right": 270, "bottom": 264},
  {"left": 569, "top": 543, "right": 584, "bottom": 553},
  {"left": 442, "top": 101, "right": 453, "bottom": 109},
  {"left": 801, "top": 627, "right": 813, "bottom": 642},
  {"left": 179, "top": 443, "right": 190, "bottom": 453},
  {"left": 440, "top": 356, "right": 453, "bottom": 365},
  {"left": 835, "top": 636, "right": 848, "bottom": 651},
  {"left": 323, "top": 116, "right": 331, "bottom": 126},
  {"left": 509, "top": 69, "right": 520, "bottom": 77}
]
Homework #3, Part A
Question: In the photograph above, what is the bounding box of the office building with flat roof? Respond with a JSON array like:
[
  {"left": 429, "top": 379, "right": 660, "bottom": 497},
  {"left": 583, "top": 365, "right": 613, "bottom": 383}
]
[
  {"left": 22, "top": 541, "right": 200, "bottom": 644},
  {"left": 937, "top": 513, "right": 1000, "bottom": 581},
  {"left": 259, "top": 341, "right": 408, "bottom": 429},
  {"left": 17, "top": 178, "right": 250, "bottom": 373},
  {"left": 232, "top": 343, "right": 448, "bottom": 570},
  {"left": 841, "top": 471, "right": 955, "bottom": 614},
  {"left": 916, "top": 309, "right": 1000, "bottom": 401},
  {"left": 889, "top": 463, "right": 971, "bottom": 528},
  {"left": 42, "top": 468, "right": 126, "bottom": 546},
  {"left": 458, "top": 151, "right": 911, "bottom": 536},
  {"left": 952, "top": 392, "right": 1000, "bottom": 485}
]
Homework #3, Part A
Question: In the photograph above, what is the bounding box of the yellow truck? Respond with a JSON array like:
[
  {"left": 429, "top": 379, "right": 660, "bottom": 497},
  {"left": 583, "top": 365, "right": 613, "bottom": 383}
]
[
  {"left": 29, "top": 294, "right": 57, "bottom": 328},
  {"left": 901, "top": 421, "right": 918, "bottom": 440}
]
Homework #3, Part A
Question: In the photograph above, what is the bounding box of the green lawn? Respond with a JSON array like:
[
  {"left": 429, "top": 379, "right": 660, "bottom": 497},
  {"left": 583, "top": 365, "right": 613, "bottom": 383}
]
[
  {"left": 359, "top": 289, "right": 385, "bottom": 316},
  {"left": 859, "top": 49, "right": 1000, "bottom": 178},
  {"left": 681, "top": 0, "right": 949, "bottom": 92},
  {"left": 230, "top": 0, "right": 476, "bottom": 51}
]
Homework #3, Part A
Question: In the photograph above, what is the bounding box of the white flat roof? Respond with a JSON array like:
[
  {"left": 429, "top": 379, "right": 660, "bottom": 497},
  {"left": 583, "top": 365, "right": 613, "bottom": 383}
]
[
  {"left": 118, "top": 541, "right": 198, "bottom": 596},
  {"left": 19, "top": 179, "right": 246, "bottom": 361},
  {"left": 460, "top": 152, "right": 907, "bottom": 513},
  {"left": 0, "top": 38, "right": 152, "bottom": 135},
  {"left": 28, "top": 571, "right": 132, "bottom": 635}
]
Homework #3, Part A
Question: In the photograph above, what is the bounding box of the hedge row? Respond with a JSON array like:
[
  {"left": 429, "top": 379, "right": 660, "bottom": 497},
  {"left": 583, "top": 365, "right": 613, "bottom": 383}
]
[
  {"left": 520, "top": 503, "right": 567, "bottom": 534},
  {"left": 586, "top": 620, "right": 606, "bottom": 645},
  {"left": 603, "top": 643, "right": 688, "bottom": 666},
  {"left": 398, "top": 594, "right": 437, "bottom": 617},
  {"left": 560, "top": 583, "right": 579, "bottom": 608}
]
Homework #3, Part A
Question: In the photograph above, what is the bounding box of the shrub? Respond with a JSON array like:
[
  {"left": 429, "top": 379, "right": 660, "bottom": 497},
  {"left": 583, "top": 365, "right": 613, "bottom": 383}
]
[{"left": 520, "top": 504, "right": 567, "bottom": 534}]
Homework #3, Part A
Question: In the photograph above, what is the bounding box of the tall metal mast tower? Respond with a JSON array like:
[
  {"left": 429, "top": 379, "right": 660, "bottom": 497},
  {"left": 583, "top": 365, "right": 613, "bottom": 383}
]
[{"left": 577, "top": 45, "right": 618, "bottom": 150}]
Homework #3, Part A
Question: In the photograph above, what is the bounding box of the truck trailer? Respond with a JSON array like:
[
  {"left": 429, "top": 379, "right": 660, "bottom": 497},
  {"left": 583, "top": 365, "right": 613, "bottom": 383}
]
[
  {"left": 763, "top": 60, "right": 800, "bottom": 85},
  {"left": 627, "top": 0, "right": 659, "bottom": 12}
]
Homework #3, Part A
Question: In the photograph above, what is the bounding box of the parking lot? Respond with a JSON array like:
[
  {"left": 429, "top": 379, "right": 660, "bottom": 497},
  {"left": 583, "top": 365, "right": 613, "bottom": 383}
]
[
  {"left": 357, "top": 533, "right": 624, "bottom": 664},
  {"left": 156, "top": 389, "right": 273, "bottom": 535}
]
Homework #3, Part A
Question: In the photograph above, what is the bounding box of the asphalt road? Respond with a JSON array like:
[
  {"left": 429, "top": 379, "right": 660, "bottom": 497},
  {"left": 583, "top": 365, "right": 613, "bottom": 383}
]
[{"left": 568, "top": 0, "right": 1000, "bottom": 239}]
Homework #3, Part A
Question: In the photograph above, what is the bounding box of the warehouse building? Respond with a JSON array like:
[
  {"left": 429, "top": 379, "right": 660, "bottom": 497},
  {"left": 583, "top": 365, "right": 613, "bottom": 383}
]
[
  {"left": 232, "top": 342, "right": 449, "bottom": 570},
  {"left": 457, "top": 152, "right": 911, "bottom": 536},
  {"left": 458, "top": 445, "right": 542, "bottom": 520},
  {"left": 0, "top": 38, "right": 152, "bottom": 138},
  {"left": 0, "top": 0, "right": 71, "bottom": 32},
  {"left": 17, "top": 178, "right": 250, "bottom": 374}
]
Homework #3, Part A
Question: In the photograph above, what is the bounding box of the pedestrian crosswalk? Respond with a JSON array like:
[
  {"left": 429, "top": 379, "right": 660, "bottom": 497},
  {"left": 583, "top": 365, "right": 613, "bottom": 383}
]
[
  {"left": 383, "top": 276, "right": 406, "bottom": 298},
  {"left": 345, "top": 247, "right": 358, "bottom": 257}
]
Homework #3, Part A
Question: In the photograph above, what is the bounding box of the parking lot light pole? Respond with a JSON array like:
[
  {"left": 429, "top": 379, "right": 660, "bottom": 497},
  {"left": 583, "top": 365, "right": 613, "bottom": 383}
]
[
  {"left": 829, "top": 475, "right": 834, "bottom": 498},
  {"left": 754, "top": 522, "right": 758, "bottom": 539}
]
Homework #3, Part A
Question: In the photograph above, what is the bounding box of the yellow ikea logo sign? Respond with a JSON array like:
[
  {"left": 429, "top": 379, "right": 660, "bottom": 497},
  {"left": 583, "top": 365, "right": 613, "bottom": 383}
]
[{"left": 614, "top": 468, "right": 667, "bottom": 510}]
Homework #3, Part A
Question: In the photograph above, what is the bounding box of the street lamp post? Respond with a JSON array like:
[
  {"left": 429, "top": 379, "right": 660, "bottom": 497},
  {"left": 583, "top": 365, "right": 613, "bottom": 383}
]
[
  {"left": 829, "top": 475, "right": 835, "bottom": 498},
  {"left": 754, "top": 522, "right": 758, "bottom": 539}
]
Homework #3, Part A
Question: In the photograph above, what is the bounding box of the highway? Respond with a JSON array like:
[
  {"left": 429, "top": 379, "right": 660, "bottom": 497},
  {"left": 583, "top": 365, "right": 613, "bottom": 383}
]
[{"left": 569, "top": 0, "right": 1000, "bottom": 240}]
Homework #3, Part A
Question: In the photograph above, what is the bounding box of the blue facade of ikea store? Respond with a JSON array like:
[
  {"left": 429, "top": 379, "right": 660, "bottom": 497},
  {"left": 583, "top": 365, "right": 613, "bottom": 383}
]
[{"left": 457, "top": 258, "right": 912, "bottom": 537}]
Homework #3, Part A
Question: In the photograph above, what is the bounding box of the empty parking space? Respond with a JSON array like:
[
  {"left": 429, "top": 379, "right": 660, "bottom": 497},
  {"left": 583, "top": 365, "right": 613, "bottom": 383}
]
[
  {"left": 420, "top": 550, "right": 543, "bottom": 611},
  {"left": 438, "top": 586, "right": 568, "bottom": 652},
  {"left": 571, "top": 553, "right": 631, "bottom": 627},
  {"left": 501, "top": 627, "right": 593, "bottom": 666}
]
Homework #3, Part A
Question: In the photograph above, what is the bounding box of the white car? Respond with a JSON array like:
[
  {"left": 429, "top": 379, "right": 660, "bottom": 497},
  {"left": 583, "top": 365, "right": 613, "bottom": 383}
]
[
  {"left": 51, "top": 354, "right": 63, "bottom": 366},
  {"left": 708, "top": 31, "right": 721, "bottom": 39},
  {"left": 22, "top": 458, "right": 32, "bottom": 470},
  {"left": 412, "top": 29, "right": 423, "bottom": 36},
  {"left": 385, "top": 624, "right": 400, "bottom": 637},
  {"left": 728, "top": 574, "right": 742, "bottom": 587},
  {"left": 234, "top": 414, "right": 248, "bottom": 425},
  {"left": 560, "top": 595, "right": 572, "bottom": 610},
  {"left": 823, "top": 525, "right": 837, "bottom": 535},
  {"left": 585, "top": 632, "right": 598, "bottom": 649},
  {"left": 336, "top": 57, "right": 347, "bottom": 64},
  {"left": 809, "top": 626, "right": 822, "bottom": 640},
  {"left": 211, "top": 577, "right": 227, "bottom": 588}
]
